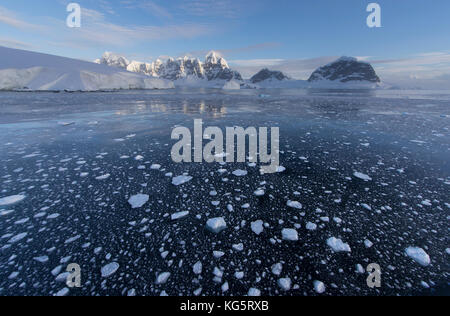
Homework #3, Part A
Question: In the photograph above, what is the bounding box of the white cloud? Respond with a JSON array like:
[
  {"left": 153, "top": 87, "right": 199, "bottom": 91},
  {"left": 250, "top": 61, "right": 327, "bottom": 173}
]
[{"left": 0, "top": 5, "right": 44, "bottom": 30}]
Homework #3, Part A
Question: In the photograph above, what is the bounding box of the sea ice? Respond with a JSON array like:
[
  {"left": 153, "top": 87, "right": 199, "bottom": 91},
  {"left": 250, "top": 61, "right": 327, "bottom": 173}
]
[
  {"left": 128, "top": 194, "right": 149, "bottom": 209},
  {"left": 405, "top": 247, "right": 431, "bottom": 267},
  {"left": 278, "top": 278, "right": 292, "bottom": 291},
  {"left": 327, "top": 237, "right": 351, "bottom": 253},
  {"left": 287, "top": 200, "right": 302, "bottom": 209},
  {"left": 171, "top": 211, "right": 189, "bottom": 220},
  {"left": 354, "top": 172, "right": 372, "bottom": 181},
  {"left": 282, "top": 228, "right": 298, "bottom": 241},
  {"left": 232, "top": 169, "right": 248, "bottom": 176},
  {"left": 0, "top": 195, "right": 25, "bottom": 206},
  {"left": 251, "top": 220, "right": 264, "bottom": 235},
  {"left": 313, "top": 281, "right": 326, "bottom": 294},
  {"left": 206, "top": 217, "right": 227, "bottom": 233},
  {"left": 156, "top": 272, "right": 171, "bottom": 284},
  {"left": 101, "top": 262, "right": 120, "bottom": 278},
  {"left": 172, "top": 175, "right": 193, "bottom": 186}
]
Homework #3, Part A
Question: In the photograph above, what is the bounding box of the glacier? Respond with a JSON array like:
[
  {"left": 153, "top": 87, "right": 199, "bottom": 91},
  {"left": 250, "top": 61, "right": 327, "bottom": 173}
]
[{"left": 0, "top": 46, "right": 174, "bottom": 91}]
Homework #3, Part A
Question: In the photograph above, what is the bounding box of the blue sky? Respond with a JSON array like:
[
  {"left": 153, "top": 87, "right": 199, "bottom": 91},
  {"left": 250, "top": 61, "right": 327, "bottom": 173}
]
[{"left": 1, "top": 0, "right": 449, "bottom": 87}]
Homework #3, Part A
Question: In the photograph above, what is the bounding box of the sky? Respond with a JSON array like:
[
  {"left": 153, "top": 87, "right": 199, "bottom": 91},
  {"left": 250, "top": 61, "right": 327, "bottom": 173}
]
[{"left": 0, "top": 0, "right": 449, "bottom": 88}]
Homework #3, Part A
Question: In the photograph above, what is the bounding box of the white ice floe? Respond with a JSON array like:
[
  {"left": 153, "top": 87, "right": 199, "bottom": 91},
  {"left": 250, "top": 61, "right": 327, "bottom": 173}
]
[
  {"left": 313, "top": 281, "right": 326, "bottom": 294},
  {"left": 278, "top": 278, "right": 292, "bottom": 291},
  {"left": 364, "top": 239, "right": 374, "bottom": 248},
  {"left": 206, "top": 217, "right": 227, "bottom": 233},
  {"left": 156, "top": 272, "right": 171, "bottom": 284},
  {"left": 232, "top": 243, "right": 244, "bottom": 252},
  {"left": 271, "top": 263, "right": 283, "bottom": 276},
  {"left": 287, "top": 200, "right": 302, "bottom": 210},
  {"left": 55, "top": 288, "right": 70, "bottom": 297},
  {"left": 232, "top": 169, "right": 248, "bottom": 177},
  {"left": 253, "top": 189, "right": 265, "bottom": 197},
  {"left": 0, "top": 195, "right": 26, "bottom": 206},
  {"left": 150, "top": 164, "right": 161, "bottom": 170},
  {"left": 353, "top": 172, "right": 372, "bottom": 181},
  {"left": 101, "top": 262, "right": 120, "bottom": 278},
  {"left": 405, "top": 247, "right": 431, "bottom": 267},
  {"left": 128, "top": 194, "right": 149, "bottom": 209},
  {"left": 33, "top": 256, "right": 49, "bottom": 263},
  {"left": 327, "top": 237, "right": 351, "bottom": 253},
  {"left": 306, "top": 222, "right": 317, "bottom": 231},
  {"left": 171, "top": 211, "right": 189, "bottom": 220},
  {"left": 95, "top": 174, "right": 110, "bottom": 180},
  {"left": 8, "top": 232, "right": 27, "bottom": 244},
  {"left": 282, "top": 228, "right": 299, "bottom": 241},
  {"left": 251, "top": 220, "right": 264, "bottom": 235},
  {"left": 172, "top": 175, "right": 193, "bottom": 186},
  {"left": 248, "top": 288, "right": 261, "bottom": 296},
  {"left": 193, "top": 261, "right": 203, "bottom": 275}
]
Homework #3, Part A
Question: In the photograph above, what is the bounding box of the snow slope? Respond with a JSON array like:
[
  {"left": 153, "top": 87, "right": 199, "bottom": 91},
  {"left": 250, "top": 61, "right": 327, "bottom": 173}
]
[{"left": 0, "top": 46, "right": 174, "bottom": 91}]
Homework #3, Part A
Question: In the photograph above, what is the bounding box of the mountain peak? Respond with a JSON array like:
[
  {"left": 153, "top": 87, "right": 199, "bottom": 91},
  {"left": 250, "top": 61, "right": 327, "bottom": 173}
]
[{"left": 309, "top": 56, "right": 380, "bottom": 83}]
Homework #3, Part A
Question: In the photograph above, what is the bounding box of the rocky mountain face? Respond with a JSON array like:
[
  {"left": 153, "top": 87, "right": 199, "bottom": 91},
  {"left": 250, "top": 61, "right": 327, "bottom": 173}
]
[
  {"left": 308, "top": 57, "right": 380, "bottom": 83},
  {"left": 250, "top": 68, "right": 290, "bottom": 83},
  {"left": 95, "top": 52, "right": 130, "bottom": 70},
  {"left": 95, "top": 51, "right": 242, "bottom": 82}
]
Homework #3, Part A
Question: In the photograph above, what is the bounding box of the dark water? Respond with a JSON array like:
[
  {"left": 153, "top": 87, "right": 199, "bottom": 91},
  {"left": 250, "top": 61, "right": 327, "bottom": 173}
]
[{"left": 0, "top": 89, "right": 448, "bottom": 296}]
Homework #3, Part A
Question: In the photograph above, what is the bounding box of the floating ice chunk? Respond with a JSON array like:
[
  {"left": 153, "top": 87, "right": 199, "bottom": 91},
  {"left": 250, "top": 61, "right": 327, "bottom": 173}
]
[
  {"left": 128, "top": 194, "right": 149, "bottom": 209},
  {"left": 282, "top": 228, "right": 298, "bottom": 241},
  {"left": 1, "top": 210, "right": 14, "bottom": 216},
  {"left": 276, "top": 166, "right": 286, "bottom": 173},
  {"left": 65, "top": 235, "right": 81, "bottom": 244},
  {"left": 156, "top": 272, "right": 171, "bottom": 284},
  {"left": 361, "top": 203, "right": 372, "bottom": 211},
  {"left": 150, "top": 164, "right": 161, "bottom": 170},
  {"left": 101, "top": 262, "right": 120, "bottom": 278},
  {"left": 232, "top": 243, "right": 244, "bottom": 252},
  {"left": 172, "top": 175, "right": 193, "bottom": 186},
  {"left": 251, "top": 220, "right": 264, "bottom": 235},
  {"left": 355, "top": 264, "right": 365, "bottom": 274},
  {"left": 234, "top": 271, "right": 244, "bottom": 279},
  {"left": 135, "top": 155, "right": 144, "bottom": 161},
  {"left": 248, "top": 288, "right": 261, "bottom": 296},
  {"left": 0, "top": 195, "right": 25, "bottom": 206},
  {"left": 353, "top": 172, "right": 372, "bottom": 181},
  {"left": 33, "top": 256, "right": 49, "bottom": 263},
  {"left": 213, "top": 251, "right": 225, "bottom": 258},
  {"left": 313, "top": 281, "right": 326, "bottom": 294},
  {"left": 55, "top": 288, "right": 70, "bottom": 296},
  {"left": 287, "top": 200, "right": 302, "bottom": 210},
  {"left": 327, "top": 237, "right": 351, "bottom": 253},
  {"left": 271, "top": 263, "right": 283, "bottom": 276},
  {"left": 193, "top": 261, "right": 203, "bottom": 275},
  {"left": 446, "top": 248, "right": 450, "bottom": 255},
  {"left": 232, "top": 169, "right": 248, "bottom": 177},
  {"left": 206, "top": 217, "right": 227, "bottom": 233},
  {"left": 171, "top": 211, "right": 189, "bottom": 220},
  {"left": 405, "top": 247, "right": 431, "bottom": 267},
  {"left": 278, "top": 278, "right": 292, "bottom": 291},
  {"left": 364, "top": 239, "right": 374, "bottom": 248},
  {"left": 306, "top": 222, "right": 317, "bottom": 231},
  {"left": 253, "top": 189, "right": 265, "bottom": 197},
  {"left": 95, "top": 174, "right": 110, "bottom": 180},
  {"left": 8, "top": 232, "right": 27, "bottom": 244}
]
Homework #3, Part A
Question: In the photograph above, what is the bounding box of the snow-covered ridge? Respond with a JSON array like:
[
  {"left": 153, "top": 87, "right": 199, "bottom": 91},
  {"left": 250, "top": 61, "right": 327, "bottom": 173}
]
[
  {"left": 0, "top": 46, "right": 174, "bottom": 91},
  {"left": 95, "top": 51, "right": 243, "bottom": 85}
]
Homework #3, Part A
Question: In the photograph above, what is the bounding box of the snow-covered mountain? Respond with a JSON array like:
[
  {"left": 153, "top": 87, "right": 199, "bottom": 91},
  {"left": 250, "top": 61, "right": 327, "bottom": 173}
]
[
  {"left": 95, "top": 51, "right": 243, "bottom": 84},
  {"left": 308, "top": 56, "right": 381, "bottom": 84},
  {"left": 94, "top": 52, "right": 130, "bottom": 70},
  {"left": 250, "top": 68, "right": 290, "bottom": 84},
  {"left": 0, "top": 46, "right": 174, "bottom": 91}
]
